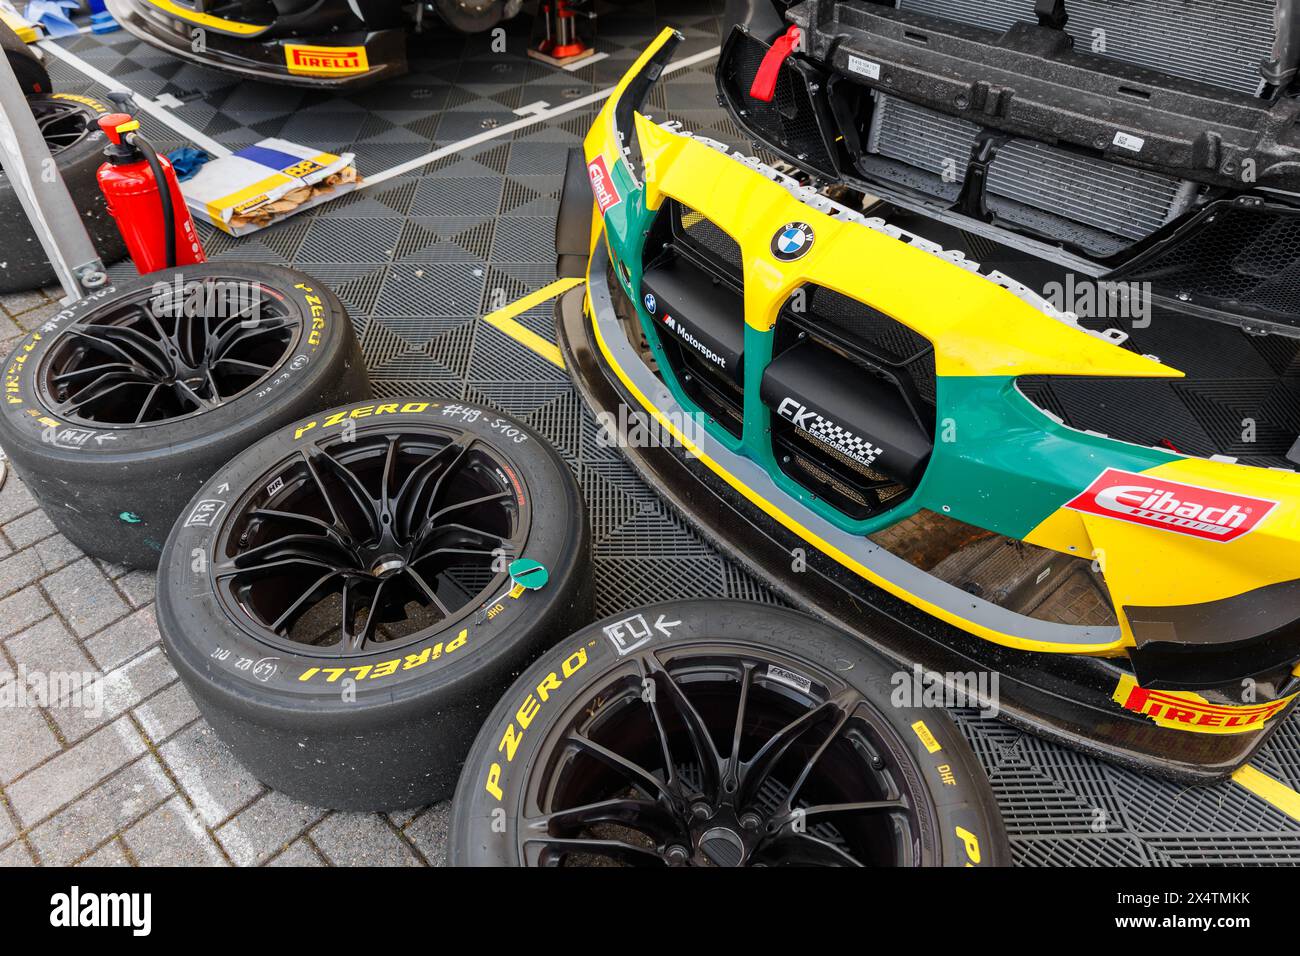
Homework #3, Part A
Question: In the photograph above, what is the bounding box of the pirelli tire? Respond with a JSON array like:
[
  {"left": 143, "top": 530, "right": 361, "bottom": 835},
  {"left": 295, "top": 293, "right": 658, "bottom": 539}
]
[
  {"left": 156, "top": 399, "right": 594, "bottom": 811},
  {"left": 450, "top": 600, "right": 1010, "bottom": 867},
  {"left": 0, "top": 264, "right": 370, "bottom": 569},
  {"left": 0, "top": 93, "right": 127, "bottom": 293}
]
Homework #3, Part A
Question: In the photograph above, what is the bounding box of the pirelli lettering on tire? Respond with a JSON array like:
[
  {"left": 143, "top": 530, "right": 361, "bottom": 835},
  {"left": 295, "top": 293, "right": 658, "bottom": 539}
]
[
  {"left": 293, "top": 401, "right": 437, "bottom": 439},
  {"left": 484, "top": 646, "right": 590, "bottom": 801},
  {"left": 297, "top": 629, "right": 470, "bottom": 683}
]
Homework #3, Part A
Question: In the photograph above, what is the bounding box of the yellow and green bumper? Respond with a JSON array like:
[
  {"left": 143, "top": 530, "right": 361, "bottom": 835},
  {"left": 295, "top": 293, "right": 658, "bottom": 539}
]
[{"left": 556, "top": 29, "right": 1300, "bottom": 781}]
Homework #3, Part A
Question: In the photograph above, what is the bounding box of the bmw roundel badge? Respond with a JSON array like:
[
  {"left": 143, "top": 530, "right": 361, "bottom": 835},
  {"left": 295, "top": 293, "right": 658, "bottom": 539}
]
[
  {"left": 643, "top": 292, "right": 657, "bottom": 313},
  {"left": 771, "top": 221, "right": 815, "bottom": 262}
]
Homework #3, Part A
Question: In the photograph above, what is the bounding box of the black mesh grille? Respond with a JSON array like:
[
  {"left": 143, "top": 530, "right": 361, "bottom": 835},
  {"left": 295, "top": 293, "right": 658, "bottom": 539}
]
[
  {"left": 672, "top": 202, "right": 743, "bottom": 280},
  {"left": 783, "top": 285, "right": 937, "bottom": 411},
  {"left": 1020, "top": 304, "right": 1300, "bottom": 468},
  {"left": 1119, "top": 203, "right": 1300, "bottom": 324},
  {"left": 717, "top": 27, "right": 839, "bottom": 178}
]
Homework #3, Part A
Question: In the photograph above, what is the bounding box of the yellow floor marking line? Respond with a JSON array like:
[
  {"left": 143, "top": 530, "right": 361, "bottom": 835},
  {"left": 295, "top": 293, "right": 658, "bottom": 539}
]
[
  {"left": 1232, "top": 764, "right": 1300, "bottom": 822},
  {"left": 481, "top": 277, "right": 582, "bottom": 369}
]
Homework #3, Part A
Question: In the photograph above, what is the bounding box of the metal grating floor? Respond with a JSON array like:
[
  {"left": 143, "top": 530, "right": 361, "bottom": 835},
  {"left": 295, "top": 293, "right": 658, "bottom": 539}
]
[{"left": 16, "top": 0, "right": 1300, "bottom": 865}]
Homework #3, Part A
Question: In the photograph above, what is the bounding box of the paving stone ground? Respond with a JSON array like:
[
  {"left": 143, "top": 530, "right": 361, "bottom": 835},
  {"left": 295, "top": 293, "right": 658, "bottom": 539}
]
[{"left": 0, "top": 350, "right": 449, "bottom": 865}]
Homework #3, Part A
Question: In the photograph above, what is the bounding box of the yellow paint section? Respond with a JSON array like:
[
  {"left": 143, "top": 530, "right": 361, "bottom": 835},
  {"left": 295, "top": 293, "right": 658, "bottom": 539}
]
[
  {"left": 630, "top": 116, "right": 1178, "bottom": 382},
  {"left": 1233, "top": 765, "right": 1300, "bottom": 822},
  {"left": 1026, "top": 456, "right": 1300, "bottom": 643},
  {"left": 482, "top": 278, "right": 582, "bottom": 369},
  {"left": 139, "top": 0, "right": 268, "bottom": 35}
]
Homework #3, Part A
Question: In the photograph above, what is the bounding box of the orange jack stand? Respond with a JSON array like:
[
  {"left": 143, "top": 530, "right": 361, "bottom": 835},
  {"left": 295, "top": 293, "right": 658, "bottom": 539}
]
[{"left": 528, "top": 0, "right": 595, "bottom": 67}]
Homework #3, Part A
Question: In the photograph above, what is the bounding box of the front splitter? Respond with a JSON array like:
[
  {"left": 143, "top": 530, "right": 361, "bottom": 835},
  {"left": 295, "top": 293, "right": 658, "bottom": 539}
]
[
  {"left": 558, "top": 249, "right": 1293, "bottom": 783},
  {"left": 106, "top": 0, "right": 407, "bottom": 90}
]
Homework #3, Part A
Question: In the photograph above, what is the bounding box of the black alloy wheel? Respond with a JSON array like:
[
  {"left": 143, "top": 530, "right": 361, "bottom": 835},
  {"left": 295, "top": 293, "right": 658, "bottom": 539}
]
[
  {"left": 451, "top": 601, "right": 1009, "bottom": 867},
  {"left": 158, "top": 400, "right": 593, "bottom": 811}
]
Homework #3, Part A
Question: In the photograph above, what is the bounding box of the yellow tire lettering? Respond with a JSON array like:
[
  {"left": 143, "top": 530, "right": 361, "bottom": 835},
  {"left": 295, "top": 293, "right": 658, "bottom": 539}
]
[
  {"left": 485, "top": 763, "right": 504, "bottom": 801},
  {"left": 955, "top": 826, "right": 981, "bottom": 865}
]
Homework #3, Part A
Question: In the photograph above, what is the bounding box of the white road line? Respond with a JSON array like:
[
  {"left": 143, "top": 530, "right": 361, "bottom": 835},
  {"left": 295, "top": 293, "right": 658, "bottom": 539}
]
[
  {"left": 37, "top": 38, "right": 233, "bottom": 157},
  {"left": 360, "top": 44, "right": 721, "bottom": 188},
  {"left": 562, "top": 50, "right": 610, "bottom": 71}
]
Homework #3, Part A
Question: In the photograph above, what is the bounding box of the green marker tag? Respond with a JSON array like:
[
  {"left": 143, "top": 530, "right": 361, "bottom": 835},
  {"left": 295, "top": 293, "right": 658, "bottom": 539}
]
[
  {"left": 119, "top": 512, "right": 142, "bottom": 524},
  {"left": 509, "top": 558, "right": 549, "bottom": 591}
]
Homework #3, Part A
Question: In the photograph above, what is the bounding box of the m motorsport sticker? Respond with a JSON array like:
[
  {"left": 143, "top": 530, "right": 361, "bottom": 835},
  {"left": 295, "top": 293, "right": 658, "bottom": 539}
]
[
  {"left": 284, "top": 44, "right": 369, "bottom": 76},
  {"left": 1064, "top": 468, "right": 1276, "bottom": 543},
  {"left": 1112, "top": 675, "right": 1297, "bottom": 734},
  {"left": 587, "top": 155, "right": 622, "bottom": 215},
  {"left": 771, "top": 221, "right": 815, "bottom": 262}
]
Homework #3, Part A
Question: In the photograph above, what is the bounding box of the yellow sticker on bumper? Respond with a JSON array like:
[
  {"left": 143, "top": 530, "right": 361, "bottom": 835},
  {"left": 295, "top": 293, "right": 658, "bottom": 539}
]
[
  {"left": 1113, "top": 674, "right": 1297, "bottom": 734},
  {"left": 284, "top": 44, "right": 369, "bottom": 77}
]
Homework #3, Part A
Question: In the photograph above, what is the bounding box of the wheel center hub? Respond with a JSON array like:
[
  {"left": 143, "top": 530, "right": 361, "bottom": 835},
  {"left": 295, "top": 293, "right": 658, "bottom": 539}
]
[
  {"left": 697, "top": 827, "right": 746, "bottom": 867},
  {"left": 370, "top": 556, "right": 406, "bottom": 578}
]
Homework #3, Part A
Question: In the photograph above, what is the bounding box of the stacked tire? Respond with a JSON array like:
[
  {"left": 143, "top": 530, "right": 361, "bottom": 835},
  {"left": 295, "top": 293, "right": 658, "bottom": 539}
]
[{"left": 0, "top": 264, "right": 370, "bottom": 567}]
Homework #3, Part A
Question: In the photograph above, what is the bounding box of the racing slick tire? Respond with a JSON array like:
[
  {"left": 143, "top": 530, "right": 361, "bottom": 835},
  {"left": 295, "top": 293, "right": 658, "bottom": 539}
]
[
  {"left": 450, "top": 600, "right": 1010, "bottom": 867},
  {"left": 0, "top": 264, "right": 370, "bottom": 568},
  {"left": 0, "top": 93, "right": 128, "bottom": 293},
  {"left": 157, "top": 399, "right": 594, "bottom": 811},
  {"left": 1, "top": 20, "right": 51, "bottom": 95}
]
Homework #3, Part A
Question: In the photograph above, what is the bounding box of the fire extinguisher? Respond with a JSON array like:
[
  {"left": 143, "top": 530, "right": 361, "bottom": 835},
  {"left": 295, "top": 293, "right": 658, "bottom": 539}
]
[{"left": 94, "top": 105, "right": 205, "bottom": 274}]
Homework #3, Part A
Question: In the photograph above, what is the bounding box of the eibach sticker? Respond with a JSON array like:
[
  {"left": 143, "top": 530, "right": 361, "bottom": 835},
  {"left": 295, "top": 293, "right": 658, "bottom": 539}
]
[
  {"left": 1064, "top": 468, "right": 1276, "bottom": 543},
  {"left": 587, "top": 155, "right": 622, "bottom": 215}
]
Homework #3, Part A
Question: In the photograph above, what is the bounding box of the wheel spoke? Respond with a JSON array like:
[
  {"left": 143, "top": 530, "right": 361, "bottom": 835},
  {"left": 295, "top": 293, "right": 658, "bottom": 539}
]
[
  {"left": 308, "top": 446, "right": 380, "bottom": 542},
  {"left": 524, "top": 798, "right": 680, "bottom": 845},
  {"left": 394, "top": 436, "right": 472, "bottom": 540},
  {"left": 642, "top": 654, "right": 721, "bottom": 799},
  {"left": 739, "top": 689, "right": 857, "bottom": 809},
  {"left": 403, "top": 565, "right": 451, "bottom": 617},
  {"left": 523, "top": 836, "right": 667, "bottom": 867},
  {"left": 51, "top": 361, "right": 137, "bottom": 384},
  {"left": 227, "top": 532, "right": 353, "bottom": 570},
  {"left": 567, "top": 733, "right": 674, "bottom": 804},
  {"left": 268, "top": 571, "right": 339, "bottom": 633},
  {"left": 350, "top": 579, "right": 388, "bottom": 650},
  {"left": 60, "top": 376, "right": 148, "bottom": 414},
  {"left": 759, "top": 832, "right": 864, "bottom": 868}
]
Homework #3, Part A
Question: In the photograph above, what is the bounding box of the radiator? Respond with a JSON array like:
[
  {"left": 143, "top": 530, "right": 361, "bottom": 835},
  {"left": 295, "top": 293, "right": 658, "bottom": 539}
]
[
  {"left": 867, "top": 95, "right": 1195, "bottom": 244},
  {"left": 897, "top": 0, "right": 1275, "bottom": 95}
]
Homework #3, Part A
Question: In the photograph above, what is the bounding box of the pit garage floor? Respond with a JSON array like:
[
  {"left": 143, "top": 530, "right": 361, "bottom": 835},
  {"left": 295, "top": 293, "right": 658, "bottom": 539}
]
[{"left": 1, "top": 0, "right": 1300, "bottom": 867}]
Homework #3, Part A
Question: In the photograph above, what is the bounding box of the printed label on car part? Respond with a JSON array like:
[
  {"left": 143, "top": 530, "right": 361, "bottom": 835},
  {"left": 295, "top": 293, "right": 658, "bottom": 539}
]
[
  {"left": 776, "top": 396, "right": 883, "bottom": 467},
  {"left": 766, "top": 664, "right": 812, "bottom": 694},
  {"left": 587, "top": 154, "right": 622, "bottom": 215},
  {"left": 1065, "top": 468, "right": 1276, "bottom": 543},
  {"left": 660, "top": 314, "right": 727, "bottom": 370},
  {"left": 1112, "top": 674, "right": 1297, "bottom": 734},
  {"left": 846, "top": 54, "right": 881, "bottom": 80},
  {"left": 1112, "top": 131, "right": 1144, "bottom": 152},
  {"left": 284, "top": 44, "right": 369, "bottom": 76},
  {"left": 911, "top": 719, "right": 943, "bottom": 753}
]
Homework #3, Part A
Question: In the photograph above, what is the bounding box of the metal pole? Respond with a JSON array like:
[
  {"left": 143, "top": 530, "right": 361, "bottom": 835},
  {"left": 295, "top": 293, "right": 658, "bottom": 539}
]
[{"left": 0, "top": 46, "right": 106, "bottom": 302}]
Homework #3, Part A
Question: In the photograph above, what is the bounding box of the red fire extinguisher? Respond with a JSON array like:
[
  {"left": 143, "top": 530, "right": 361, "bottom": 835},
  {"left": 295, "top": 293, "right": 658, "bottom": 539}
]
[{"left": 95, "top": 112, "right": 206, "bottom": 274}]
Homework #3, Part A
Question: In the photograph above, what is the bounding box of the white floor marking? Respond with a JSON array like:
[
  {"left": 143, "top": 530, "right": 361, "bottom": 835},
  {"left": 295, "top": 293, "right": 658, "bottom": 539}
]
[
  {"left": 562, "top": 50, "right": 609, "bottom": 71},
  {"left": 360, "top": 44, "right": 721, "bottom": 188},
  {"left": 36, "top": 39, "right": 233, "bottom": 157},
  {"left": 514, "top": 99, "right": 552, "bottom": 116}
]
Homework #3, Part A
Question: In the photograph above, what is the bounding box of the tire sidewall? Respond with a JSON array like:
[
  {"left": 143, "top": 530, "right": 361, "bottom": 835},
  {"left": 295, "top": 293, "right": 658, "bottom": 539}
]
[
  {"left": 0, "top": 263, "right": 355, "bottom": 463},
  {"left": 450, "top": 600, "right": 1009, "bottom": 867},
  {"left": 157, "top": 399, "right": 591, "bottom": 728}
]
